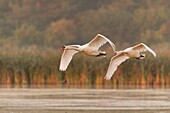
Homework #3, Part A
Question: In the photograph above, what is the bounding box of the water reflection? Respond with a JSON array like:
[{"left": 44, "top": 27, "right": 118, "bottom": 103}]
[
  {"left": 0, "top": 84, "right": 170, "bottom": 89},
  {"left": 0, "top": 85, "right": 170, "bottom": 113}
]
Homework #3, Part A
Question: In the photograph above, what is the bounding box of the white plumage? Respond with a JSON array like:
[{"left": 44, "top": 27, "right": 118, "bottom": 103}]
[
  {"left": 104, "top": 43, "right": 156, "bottom": 80},
  {"left": 60, "top": 50, "right": 79, "bottom": 71},
  {"left": 59, "top": 34, "right": 115, "bottom": 71}
]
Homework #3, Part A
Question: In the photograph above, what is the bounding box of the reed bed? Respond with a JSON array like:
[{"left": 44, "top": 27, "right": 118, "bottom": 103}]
[{"left": 0, "top": 49, "right": 169, "bottom": 88}]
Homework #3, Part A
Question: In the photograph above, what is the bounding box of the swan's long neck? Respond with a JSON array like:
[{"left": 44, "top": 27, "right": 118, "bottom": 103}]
[
  {"left": 112, "top": 48, "right": 116, "bottom": 55},
  {"left": 66, "top": 45, "right": 82, "bottom": 51}
]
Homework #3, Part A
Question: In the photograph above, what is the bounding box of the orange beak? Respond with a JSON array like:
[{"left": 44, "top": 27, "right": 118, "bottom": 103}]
[{"left": 60, "top": 46, "right": 65, "bottom": 50}]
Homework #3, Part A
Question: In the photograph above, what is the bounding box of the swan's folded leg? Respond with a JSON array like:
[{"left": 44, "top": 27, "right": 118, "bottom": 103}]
[
  {"left": 136, "top": 54, "right": 145, "bottom": 60},
  {"left": 96, "top": 51, "right": 106, "bottom": 57}
]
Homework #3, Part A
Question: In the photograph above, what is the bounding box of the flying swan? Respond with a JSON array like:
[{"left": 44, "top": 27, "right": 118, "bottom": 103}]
[
  {"left": 59, "top": 34, "right": 116, "bottom": 71},
  {"left": 104, "top": 43, "right": 156, "bottom": 80}
]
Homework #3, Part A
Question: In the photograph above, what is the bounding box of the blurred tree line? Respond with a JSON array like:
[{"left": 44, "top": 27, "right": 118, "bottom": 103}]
[{"left": 0, "top": 0, "right": 170, "bottom": 50}]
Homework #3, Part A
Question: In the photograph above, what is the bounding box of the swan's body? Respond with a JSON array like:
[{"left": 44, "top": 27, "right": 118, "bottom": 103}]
[
  {"left": 59, "top": 34, "right": 115, "bottom": 71},
  {"left": 104, "top": 43, "right": 156, "bottom": 80}
]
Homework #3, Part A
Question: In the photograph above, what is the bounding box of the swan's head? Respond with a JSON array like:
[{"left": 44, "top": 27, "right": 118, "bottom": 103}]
[{"left": 60, "top": 45, "right": 66, "bottom": 50}]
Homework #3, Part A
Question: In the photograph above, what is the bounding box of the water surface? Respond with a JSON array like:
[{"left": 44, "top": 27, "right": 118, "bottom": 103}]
[{"left": 0, "top": 87, "right": 170, "bottom": 113}]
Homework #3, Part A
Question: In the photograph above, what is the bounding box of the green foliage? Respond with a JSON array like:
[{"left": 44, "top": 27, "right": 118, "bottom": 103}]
[{"left": 12, "top": 24, "right": 42, "bottom": 46}]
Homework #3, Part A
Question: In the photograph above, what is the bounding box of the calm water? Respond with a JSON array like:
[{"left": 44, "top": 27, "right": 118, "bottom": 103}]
[{"left": 0, "top": 86, "right": 170, "bottom": 113}]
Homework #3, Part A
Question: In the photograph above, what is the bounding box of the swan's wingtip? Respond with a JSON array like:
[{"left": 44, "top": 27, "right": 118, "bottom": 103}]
[
  {"left": 104, "top": 76, "right": 111, "bottom": 80},
  {"left": 59, "top": 68, "right": 67, "bottom": 71},
  {"left": 152, "top": 52, "right": 156, "bottom": 57},
  {"left": 154, "top": 54, "right": 157, "bottom": 57}
]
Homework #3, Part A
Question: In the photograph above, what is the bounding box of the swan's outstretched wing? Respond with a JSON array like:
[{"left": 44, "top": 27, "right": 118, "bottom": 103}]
[
  {"left": 87, "top": 34, "right": 116, "bottom": 52},
  {"left": 59, "top": 50, "right": 79, "bottom": 71},
  {"left": 105, "top": 53, "right": 129, "bottom": 80},
  {"left": 132, "top": 43, "right": 156, "bottom": 57}
]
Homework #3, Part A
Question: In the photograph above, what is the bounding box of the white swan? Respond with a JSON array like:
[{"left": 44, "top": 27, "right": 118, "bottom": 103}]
[
  {"left": 104, "top": 43, "right": 156, "bottom": 80},
  {"left": 59, "top": 34, "right": 115, "bottom": 71}
]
